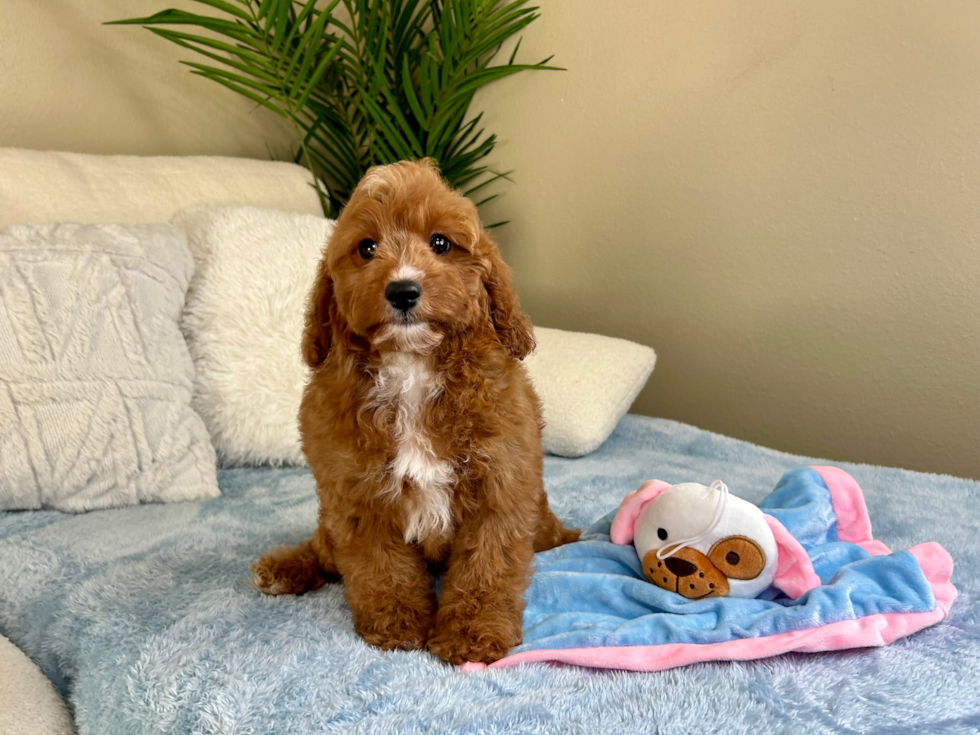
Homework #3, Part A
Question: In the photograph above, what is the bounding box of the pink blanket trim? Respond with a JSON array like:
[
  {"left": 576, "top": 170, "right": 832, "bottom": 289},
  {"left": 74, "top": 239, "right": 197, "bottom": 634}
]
[
  {"left": 459, "top": 467, "right": 956, "bottom": 673},
  {"left": 810, "top": 465, "right": 891, "bottom": 555}
]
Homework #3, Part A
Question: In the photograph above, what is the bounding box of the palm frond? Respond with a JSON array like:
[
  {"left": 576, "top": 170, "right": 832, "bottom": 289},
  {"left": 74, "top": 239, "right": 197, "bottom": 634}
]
[{"left": 108, "top": 0, "right": 560, "bottom": 220}]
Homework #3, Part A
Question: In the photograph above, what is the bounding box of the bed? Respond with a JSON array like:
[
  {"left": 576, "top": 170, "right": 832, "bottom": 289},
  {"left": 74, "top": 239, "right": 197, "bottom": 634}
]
[{"left": 1, "top": 415, "right": 978, "bottom": 734}]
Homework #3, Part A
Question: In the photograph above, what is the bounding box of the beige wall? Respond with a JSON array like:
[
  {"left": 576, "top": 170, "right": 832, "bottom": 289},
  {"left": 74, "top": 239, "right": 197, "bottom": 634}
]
[
  {"left": 2, "top": 1, "right": 978, "bottom": 478},
  {"left": 0, "top": 0, "right": 293, "bottom": 158},
  {"left": 476, "top": 1, "right": 980, "bottom": 479}
]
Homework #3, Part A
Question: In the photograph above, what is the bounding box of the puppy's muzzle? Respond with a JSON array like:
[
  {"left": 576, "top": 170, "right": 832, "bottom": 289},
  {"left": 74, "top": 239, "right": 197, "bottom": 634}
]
[{"left": 385, "top": 279, "right": 421, "bottom": 312}]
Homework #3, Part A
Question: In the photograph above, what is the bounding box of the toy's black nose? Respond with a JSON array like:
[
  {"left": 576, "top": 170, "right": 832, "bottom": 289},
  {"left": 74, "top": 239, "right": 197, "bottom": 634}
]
[
  {"left": 664, "top": 557, "right": 697, "bottom": 578},
  {"left": 385, "top": 280, "right": 421, "bottom": 311}
]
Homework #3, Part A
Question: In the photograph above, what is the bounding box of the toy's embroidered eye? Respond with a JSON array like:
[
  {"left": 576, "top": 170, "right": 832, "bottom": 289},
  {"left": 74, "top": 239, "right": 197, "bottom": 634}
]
[
  {"left": 430, "top": 233, "right": 452, "bottom": 255},
  {"left": 709, "top": 536, "right": 766, "bottom": 581},
  {"left": 358, "top": 239, "right": 377, "bottom": 260},
  {"left": 657, "top": 528, "right": 668, "bottom": 541}
]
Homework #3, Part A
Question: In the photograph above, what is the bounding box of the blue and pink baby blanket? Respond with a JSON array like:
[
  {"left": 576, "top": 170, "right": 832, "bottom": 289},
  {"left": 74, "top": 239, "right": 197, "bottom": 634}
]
[{"left": 469, "top": 466, "right": 956, "bottom": 672}]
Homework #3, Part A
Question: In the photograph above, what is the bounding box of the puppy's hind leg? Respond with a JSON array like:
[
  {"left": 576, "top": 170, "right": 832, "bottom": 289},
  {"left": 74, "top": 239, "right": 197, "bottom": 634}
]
[{"left": 252, "top": 527, "right": 339, "bottom": 595}]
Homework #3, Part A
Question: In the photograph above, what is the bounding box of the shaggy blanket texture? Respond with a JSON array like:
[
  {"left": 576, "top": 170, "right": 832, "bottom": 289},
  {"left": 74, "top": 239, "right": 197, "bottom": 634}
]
[{"left": 0, "top": 416, "right": 978, "bottom": 734}]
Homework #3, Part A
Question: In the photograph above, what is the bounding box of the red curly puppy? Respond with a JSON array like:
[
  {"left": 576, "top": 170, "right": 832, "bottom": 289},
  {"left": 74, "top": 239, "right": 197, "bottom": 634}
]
[{"left": 252, "top": 159, "right": 579, "bottom": 664}]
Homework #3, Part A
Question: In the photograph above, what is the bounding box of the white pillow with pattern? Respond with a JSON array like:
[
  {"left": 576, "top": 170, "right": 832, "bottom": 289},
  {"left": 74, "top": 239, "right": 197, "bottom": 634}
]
[{"left": 0, "top": 222, "right": 219, "bottom": 511}]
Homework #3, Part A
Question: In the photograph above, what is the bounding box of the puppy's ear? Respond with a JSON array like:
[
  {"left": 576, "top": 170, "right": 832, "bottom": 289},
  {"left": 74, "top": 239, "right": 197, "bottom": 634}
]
[
  {"left": 482, "top": 235, "right": 535, "bottom": 360},
  {"left": 302, "top": 257, "right": 335, "bottom": 369}
]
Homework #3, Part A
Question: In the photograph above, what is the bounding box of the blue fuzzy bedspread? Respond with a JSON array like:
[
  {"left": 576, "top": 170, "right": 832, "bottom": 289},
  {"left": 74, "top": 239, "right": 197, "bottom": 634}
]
[{"left": 1, "top": 416, "right": 979, "bottom": 734}]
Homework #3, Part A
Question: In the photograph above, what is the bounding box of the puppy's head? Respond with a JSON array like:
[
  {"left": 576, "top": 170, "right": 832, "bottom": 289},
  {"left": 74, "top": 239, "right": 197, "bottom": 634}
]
[{"left": 303, "top": 159, "right": 534, "bottom": 365}]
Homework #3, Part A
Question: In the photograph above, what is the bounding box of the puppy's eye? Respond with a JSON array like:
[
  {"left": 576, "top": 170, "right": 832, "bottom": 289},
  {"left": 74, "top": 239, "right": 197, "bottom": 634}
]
[
  {"left": 430, "top": 233, "right": 452, "bottom": 255},
  {"left": 657, "top": 528, "right": 668, "bottom": 541},
  {"left": 358, "top": 239, "right": 377, "bottom": 260}
]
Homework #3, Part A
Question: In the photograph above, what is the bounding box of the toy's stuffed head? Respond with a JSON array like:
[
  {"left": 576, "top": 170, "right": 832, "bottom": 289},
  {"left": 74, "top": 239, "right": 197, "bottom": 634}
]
[{"left": 611, "top": 480, "right": 812, "bottom": 600}]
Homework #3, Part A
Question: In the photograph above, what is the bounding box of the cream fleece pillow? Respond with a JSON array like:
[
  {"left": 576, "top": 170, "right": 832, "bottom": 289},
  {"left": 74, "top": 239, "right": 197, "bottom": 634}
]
[
  {"left": 173, "top": 206, "right": 333, "bottom": 466},
  {"left": 173, "top": 206, "right": 654, "bottom": 463}
]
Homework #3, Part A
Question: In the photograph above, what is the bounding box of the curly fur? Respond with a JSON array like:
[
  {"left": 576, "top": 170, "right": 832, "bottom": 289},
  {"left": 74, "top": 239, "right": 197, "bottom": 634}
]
[{"left": 253, "top": 160, "right": 579, "bottom": 664}]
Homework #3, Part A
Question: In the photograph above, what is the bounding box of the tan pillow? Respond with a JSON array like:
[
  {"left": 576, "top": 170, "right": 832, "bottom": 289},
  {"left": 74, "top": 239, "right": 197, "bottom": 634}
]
[{"left": 523, "top": 327, "right": 656, "bottom": 457}]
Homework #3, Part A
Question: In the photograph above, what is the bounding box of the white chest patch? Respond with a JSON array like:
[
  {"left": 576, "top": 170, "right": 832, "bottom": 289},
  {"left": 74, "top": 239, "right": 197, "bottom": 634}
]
[{"left": 369, "top": 353, "right": 454, "bottom": 543}]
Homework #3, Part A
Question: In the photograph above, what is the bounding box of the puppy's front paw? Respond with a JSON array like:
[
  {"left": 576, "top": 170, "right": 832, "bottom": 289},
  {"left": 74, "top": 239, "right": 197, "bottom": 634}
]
[
  {"left": 252, "top": 561, "right": 293, "bottom": 596},
  {"left": 427, "top": 609, "right": 522, "bottom": 665},
  {"left": 252, "top": 541, "right": 332, "bottom": 596},
  {"left": 252, "top": 558, "right": 313, "bottom": 596},
  {"left": 355, "top": 606, "right": 433, "bottom": 652}
]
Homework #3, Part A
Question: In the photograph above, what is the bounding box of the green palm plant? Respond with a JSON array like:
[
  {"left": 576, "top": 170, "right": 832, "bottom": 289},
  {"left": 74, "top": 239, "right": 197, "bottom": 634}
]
[{"left": 109, "top": 0, "right": 559, "bottom": 220}]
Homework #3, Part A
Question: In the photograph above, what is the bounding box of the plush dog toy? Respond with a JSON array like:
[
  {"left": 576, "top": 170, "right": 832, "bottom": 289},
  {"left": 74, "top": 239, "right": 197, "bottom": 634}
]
[{"left": 610, "top": 479, "right": 815, "bottom": 599}]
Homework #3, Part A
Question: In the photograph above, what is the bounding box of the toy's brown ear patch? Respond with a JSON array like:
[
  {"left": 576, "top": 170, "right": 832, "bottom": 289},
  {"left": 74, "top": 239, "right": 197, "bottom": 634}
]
[{"left": 708, "top": 536, "right": 766, "bottom": 580}]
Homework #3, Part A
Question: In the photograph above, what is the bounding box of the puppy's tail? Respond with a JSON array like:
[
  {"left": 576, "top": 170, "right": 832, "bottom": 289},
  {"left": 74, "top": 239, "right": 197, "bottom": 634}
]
[
  {"left": 533, "top": 499, "right": 581, "bottom": 553},
  {"left": 252, "top": 529, "right": 339, "bottom": 595}
]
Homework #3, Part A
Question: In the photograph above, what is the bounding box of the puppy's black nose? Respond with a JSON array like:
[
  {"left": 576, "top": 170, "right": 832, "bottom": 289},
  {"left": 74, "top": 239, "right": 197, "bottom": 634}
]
[
  {"left": 385, "top": 280, "right": 422, "bottom": 311},
  {"left": 664, "top": 557, "right": 697, "bottom": 578}
]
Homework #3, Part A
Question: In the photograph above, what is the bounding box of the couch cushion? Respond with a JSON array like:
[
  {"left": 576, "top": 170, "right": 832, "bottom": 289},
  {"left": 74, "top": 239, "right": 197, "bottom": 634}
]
[{"left": 0, "top": 148, "right": 322, "bottom": 229}]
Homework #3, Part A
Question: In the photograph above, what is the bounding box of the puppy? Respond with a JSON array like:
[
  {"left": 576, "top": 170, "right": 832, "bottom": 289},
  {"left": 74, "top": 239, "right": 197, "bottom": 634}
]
[{"left": 252, "top": 160, "right": 579, "bottom": 664}]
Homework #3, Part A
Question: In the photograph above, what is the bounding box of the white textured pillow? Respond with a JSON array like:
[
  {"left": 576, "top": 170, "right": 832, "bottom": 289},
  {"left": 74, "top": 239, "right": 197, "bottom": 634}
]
[
  {"left": 0, "top": 223, "right": 219, "bottom": 511},
  {"left": 173, "top": 206, "right": 333, "bottom": 465},
  {"left": 173, "top": 206, "right": 655, "bottom": 464},
  {"left": 523, "top": 327, "right": 656, "bottom": 457}
]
